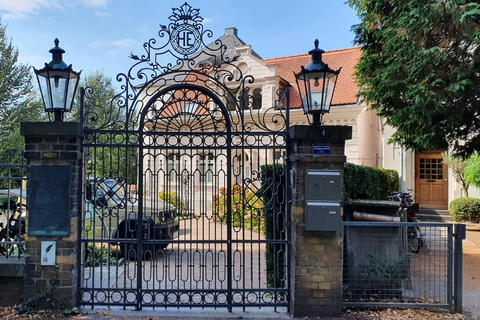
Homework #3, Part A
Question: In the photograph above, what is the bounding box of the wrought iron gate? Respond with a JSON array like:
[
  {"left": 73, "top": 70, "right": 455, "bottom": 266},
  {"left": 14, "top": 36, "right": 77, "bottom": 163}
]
[{"left": 78, "top": 3, "right": 290, "bottom": 310}]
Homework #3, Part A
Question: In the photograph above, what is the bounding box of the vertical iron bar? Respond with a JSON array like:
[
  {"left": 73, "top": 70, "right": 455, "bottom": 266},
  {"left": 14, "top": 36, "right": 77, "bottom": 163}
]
[
  {"left": 448, "top": 224, "right": 454, "bottom": 310},
  {"left": 454, "top": 223, "right": 466, "bottom": 313},
  {"left": 227, "top": 130, "right": 232, "bottom": 311},
  {"left": 285, "top": 89, "right": 291, "bottom": 310},
  {"left": 76, "top": 88, "right": 85, "bottom": 305},
  {"left": 137, "top": 137, "right": 145, "bottom": 310}
]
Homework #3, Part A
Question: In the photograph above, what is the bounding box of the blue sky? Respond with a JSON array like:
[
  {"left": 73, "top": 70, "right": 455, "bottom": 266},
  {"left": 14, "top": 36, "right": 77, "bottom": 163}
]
[{"left": 0, "top": 0, "right": 360, "bottom": 87}]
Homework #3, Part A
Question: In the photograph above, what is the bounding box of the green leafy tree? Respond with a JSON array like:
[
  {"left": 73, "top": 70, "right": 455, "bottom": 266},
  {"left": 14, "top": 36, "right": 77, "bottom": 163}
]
[
  {"left": 70, "top": 70, "right": 120, "bottom": 125},
  {"left": 442, "top": 151, "right": 471, "bottom": 197},
  {"left": 0, "top": 18, "right": 40, "bottom": 153},
  {"left": 348, "top": 0, "right": 480, "bottom": 157},
  {"left": 0, "top": 19, "right": 46, "bottom": 188},
  {"left": 78, "top": 71, "right": 137, "bottom": 184},
  {"left": 464, "top": 154, "right": 480, "bottom": 190}
]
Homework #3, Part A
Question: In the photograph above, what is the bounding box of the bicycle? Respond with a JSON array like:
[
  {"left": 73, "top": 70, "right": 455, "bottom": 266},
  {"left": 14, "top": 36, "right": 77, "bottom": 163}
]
[
  {"left": 388, "top": 189, "right": 424, "bottom": 253},
  {"left": 0, "top": 200, "right": 25, "bottom": 258}
]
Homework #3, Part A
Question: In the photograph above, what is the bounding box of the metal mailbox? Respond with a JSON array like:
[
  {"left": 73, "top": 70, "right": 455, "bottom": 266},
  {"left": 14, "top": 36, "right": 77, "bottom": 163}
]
[
  {"left": 305, "top": 170, "right": 342, "bottom": 231},
  {"left": 305, "top": 201, "right": 341, "bottom": 231},
  {"left": 306, "top": 170, "right": 341, "bottom": 201}
]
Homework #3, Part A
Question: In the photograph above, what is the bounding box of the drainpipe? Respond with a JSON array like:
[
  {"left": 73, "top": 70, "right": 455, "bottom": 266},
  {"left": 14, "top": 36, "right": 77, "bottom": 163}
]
[{"left": 400, "top": 147, "right": 404, "bottom": 190}]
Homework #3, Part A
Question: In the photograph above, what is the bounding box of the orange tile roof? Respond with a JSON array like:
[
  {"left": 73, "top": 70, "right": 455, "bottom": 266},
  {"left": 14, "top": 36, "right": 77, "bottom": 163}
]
[{"left": 264, "top": 47, "right": 362, "bottom": 108}]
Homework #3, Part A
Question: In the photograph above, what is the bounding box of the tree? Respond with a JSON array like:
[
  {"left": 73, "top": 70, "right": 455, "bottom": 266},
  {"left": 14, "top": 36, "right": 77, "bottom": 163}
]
[
  {"left": 0, "top": 17, "right": 37, "bottom": 154},
  {"left": 442, "top": 151, "right": 471, "bottom": 197},
  {"left": 70, "top": 70, "right": 120, "bottom": 126},
  {"left": 348, "top": 0, "right": 480, "bottom": 157},
  {"left": 464, "top": 154, "right": 480, "bottom": 190},
  {"left": 77, "top": 71, "right": 137, "bottom": 184},
  {"left": 0, "top": 94, "right": 45, "bottom": 156}
]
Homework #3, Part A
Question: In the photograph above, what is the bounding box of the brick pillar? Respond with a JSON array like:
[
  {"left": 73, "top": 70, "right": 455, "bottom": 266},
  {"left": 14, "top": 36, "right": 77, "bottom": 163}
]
[
  {"left": 20, "top": 122, "right": 82, "bottom": 308},
  {"left": 289, "top": 125, "right": 352, "bottom": 317}
]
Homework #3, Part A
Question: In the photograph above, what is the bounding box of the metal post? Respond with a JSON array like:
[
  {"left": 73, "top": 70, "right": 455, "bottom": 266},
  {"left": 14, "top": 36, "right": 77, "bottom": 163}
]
[{"left": 454, "top": 223, "right": 466, "bottom": 313}]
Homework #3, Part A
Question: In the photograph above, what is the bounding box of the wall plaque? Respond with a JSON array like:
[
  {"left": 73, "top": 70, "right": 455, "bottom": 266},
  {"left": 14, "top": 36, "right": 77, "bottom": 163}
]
[{"left": 28, "top": 165, "right": 72, "bottom": 237}]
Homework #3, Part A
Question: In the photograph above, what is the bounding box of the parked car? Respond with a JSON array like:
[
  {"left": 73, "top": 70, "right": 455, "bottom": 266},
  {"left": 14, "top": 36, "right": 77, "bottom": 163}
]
[{"left": 85, "top": 178, "right": 179, "bottom": 260}]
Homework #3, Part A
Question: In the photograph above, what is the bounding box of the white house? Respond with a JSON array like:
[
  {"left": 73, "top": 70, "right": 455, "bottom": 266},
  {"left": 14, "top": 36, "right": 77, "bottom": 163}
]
[{"left": 142, "top": 27, "right": 468, "bottom": 210}]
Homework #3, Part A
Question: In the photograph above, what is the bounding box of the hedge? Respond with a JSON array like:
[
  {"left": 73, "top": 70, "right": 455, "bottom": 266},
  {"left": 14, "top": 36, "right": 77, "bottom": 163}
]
[
  {"left": 344, "top": 162, "right": 399, "bottom": 201},
  {"left": 449, "top": 197, "right": 480, "bottom": 223}
]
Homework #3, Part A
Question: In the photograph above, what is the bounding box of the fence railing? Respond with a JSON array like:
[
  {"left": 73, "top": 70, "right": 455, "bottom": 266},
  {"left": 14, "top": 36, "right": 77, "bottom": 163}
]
[
  {"left": 343, "top": 221, "right": 464, "bottom": 312},
  {"left": 0, "top": 153, "right": 27, "bottom": 259}
]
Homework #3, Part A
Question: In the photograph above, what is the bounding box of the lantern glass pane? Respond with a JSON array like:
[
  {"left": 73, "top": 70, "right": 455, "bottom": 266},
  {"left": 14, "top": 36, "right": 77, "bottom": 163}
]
[
  {"left": 36, "top": 74, "right": 53, "bottom": 110},
  {"left": 65, "top": 76, "right": 79, "bottom": 112},
  {"left": 49, "top": 77, "right": 67, "bottom": 110},
  {"left": 306, "top": 77, "right": 335, "bottom": 112}
]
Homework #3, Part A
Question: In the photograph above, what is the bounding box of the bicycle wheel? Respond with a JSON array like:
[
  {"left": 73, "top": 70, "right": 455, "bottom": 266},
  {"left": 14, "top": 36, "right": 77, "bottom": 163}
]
[{"left": 407, "top": 227, "right": 421, "bottom": 253}]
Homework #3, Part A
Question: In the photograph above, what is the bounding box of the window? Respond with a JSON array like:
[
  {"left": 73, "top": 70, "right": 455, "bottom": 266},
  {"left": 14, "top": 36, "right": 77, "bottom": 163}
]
[
  {"left": 226, "top": 89, "right": 238, "bottom": 111},
  {"left": 182, "top": 101, "right": 200, "bottom": 114},
  {"left": 419, "top": 158, "right": 443, "bottom": 180},
  {"left": 238, "top": 90, "right": 250, "bottom": 109},
  {"left": 252, "top": 88, "right": 262, "bottom": 110},
  {"left": 199, "top": 153, "right": 214, "bottom": 183}
]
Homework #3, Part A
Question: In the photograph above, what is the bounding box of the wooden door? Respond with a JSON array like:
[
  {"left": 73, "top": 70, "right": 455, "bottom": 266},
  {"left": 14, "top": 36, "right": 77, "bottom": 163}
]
[{"left": 415, "top": 153, "right": 448, "bottom": 209}]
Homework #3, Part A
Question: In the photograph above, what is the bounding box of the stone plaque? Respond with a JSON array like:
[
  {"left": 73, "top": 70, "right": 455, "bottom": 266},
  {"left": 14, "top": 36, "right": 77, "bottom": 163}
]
[{"left": 28, "top": 165, "right": 72, "bottom": 237}]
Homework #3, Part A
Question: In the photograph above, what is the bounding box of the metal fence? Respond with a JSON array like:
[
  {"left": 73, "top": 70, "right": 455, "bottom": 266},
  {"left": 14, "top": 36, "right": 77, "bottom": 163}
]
[
  {"left": 0, "top": 153, "right": 27, "bottom": 259},
  {"left": 343, "top": 221, "right": 464, "bottom": 311}
]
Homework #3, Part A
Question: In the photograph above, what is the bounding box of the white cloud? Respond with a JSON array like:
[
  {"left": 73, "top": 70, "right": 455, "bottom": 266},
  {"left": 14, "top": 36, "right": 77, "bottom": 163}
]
[
  {"left": 0, "top": 0, "right": 61, "bottom": 20},
  {"left": 112, "top": 39, "right": 138, "bottom": 48},
  {"left": 88, "top": 41, "right": 107, "bottom": 48},
  {"left": 19, "top": 54, "right": 46, "bottom": 67},
  {"left": 94, "top": 10, "right": 111, "bottom": 17},
  {"left": 202, "top": 15, "right": 220, "bottom": 25},
  {"left": 78, "top": 0, "right": 109, "bottom": 8},
  {"left": 0, "top": 0, "right": 109, "bottom": 20}
]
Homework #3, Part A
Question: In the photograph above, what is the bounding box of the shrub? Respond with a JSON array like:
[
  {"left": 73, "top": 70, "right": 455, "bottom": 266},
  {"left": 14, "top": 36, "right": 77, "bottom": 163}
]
[
  {"left": 158, "top": 191, "right": 183, "bottom": 210},
  {"left": 449, "top": 197, "right": 480, "bottom": 223},
  {"left": 344, "top": 163, "right": 399, "bottom": 201},
  {"left": 212, "top": 184, "right": 264, "bottom": 232},
  {"left": 85, "top": 244, "right": 117, "bottom": 267}
]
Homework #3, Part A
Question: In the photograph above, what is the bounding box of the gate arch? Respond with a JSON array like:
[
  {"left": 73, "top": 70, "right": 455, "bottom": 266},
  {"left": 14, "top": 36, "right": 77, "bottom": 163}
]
[{"left": 78, "top": 3, "right": 290, "bottom": 311}]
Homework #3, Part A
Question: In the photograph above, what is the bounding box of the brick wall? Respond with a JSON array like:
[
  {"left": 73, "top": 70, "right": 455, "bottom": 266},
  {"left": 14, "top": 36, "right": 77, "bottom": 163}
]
[
  {"left": 289, "top": 125, "right": 352, "bottom": 317},
  {"left": 21, "top": 122, "right": 82, "bottom": 308},
  {"left": 0, "top": 260, "right": 24, "bottom": 306}
]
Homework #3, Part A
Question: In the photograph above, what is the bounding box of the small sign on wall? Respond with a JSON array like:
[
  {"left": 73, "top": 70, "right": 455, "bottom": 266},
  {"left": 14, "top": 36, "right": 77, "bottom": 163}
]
[
  {"left": 41, "top": 241, "right": 56, "bottom": 266},
  {"left": 313, "top": 144, "right": 331, "bottom": 155}
]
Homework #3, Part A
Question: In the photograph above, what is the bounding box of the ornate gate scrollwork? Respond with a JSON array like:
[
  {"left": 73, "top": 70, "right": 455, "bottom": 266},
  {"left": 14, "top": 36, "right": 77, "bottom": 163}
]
[{"left": 79, "top": 3, "right": 290, "bottom": 311}]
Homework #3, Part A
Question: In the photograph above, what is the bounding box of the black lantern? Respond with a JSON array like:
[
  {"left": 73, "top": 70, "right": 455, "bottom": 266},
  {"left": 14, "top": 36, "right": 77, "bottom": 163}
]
[
  {"left": 294, "top": 39, "right": 341, "bottom": 125},
  {"left": 34, "top": 39, "right": 81, "bottom": 122}
]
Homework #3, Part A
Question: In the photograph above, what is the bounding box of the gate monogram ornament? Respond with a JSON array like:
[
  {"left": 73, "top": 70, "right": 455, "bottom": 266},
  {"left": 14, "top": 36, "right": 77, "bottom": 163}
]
[
  {"left": 79, "top": 3, "right": 290, "bottom": 311},
  {"left": 168, "top": 3, "right": 203, "bottom": 57}
]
